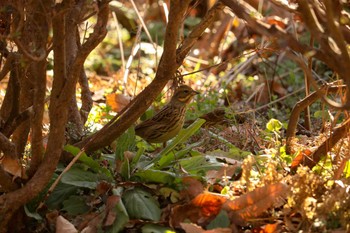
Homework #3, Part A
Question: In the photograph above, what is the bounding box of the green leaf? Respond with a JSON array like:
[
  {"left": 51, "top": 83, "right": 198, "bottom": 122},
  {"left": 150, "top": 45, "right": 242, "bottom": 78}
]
[
  {"left": 46, "top": 182, "right": 78, "bottom": 209},
  {"left": 115, "top": 127, "right": 135, "bottom": 160},
  {"left": 122, "top": 188, "right": 161, "bottom": 221},
  {"left": 207, "top": 210, "right": 230, "bottom": 229},
  {"left": 179, "top": 155, "right": 223, "bottom": 175},
  {"left": 133, "top": 169, "right": 176, "bottom": 184},
  {"left": 62, "top": 195, "right": 89, "bottom": 215},
  {"left": 105, "top": 194, "right": 130, "bottom": 233},
  {"left": 345, "top": 160, "right": 350, "bottom": 178},
  {"left": 61, "top": 167, "right": 99, "bottom": 189},
  {"left": 154, "top": 140, "right": 203, "bottom": 169},
  {"left": 120, "top": 156, "right": 130, "bottom": 180},
  {"left": 130, "top": 146, "right": 145, "bottom": 168},
  {"left": 64, "top": 144, "right": 83, "bottom": 156},
  {"left": 266, "top": 118, "right": 282, "bottom": 132},
  {"left": 24, "top": 205, "right": 42, "bottom": 220},
  {"left": 145, "top": 118, "right": 205, "bottom": 169},
  {"left": 141, "top": 224, "right": 175, "bottom": 233},
  {"left": 65, "top": 145, "right": 112, "bottom": 178}
]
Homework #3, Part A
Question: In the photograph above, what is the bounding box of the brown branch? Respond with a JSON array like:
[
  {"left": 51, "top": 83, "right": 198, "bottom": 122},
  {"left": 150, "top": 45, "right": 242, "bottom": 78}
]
[
  {"left": 26, "top": 13, "right": 50, "bottom": 178},
  {"left": 220, "top": 0, "right": 348, "bottom": 77},
  {"left": 1, "top": 107, "right": 33, "bottom": 137},
  {"left": 78, "top": 68, "right": 93, "bottom": 124},
  {"left": 74, "top": 0, "right": 208, "bottom": 153},
  {"left": 0, "top": 63, "right": 20, "bottom": 130},
  {"left": 176, "top": 2, "right": 225, "bottom": 64},
  {"left": 0, "top": 166, "right": 18, "bottom": 192},
  {"left": 0, "top": 1, "right": 70, "bottom": 230},
  {"left": 297, "top": 0, "right": 325, "bottom": 38},
  {"left": 0, "top": 53, "right": 18, "bottom": 82},
  {"left": 291, "top": 118, "right": 350, "bottom": 171},
  {"left": 285, "top": 84, "right": 345, "bottom": 154}
]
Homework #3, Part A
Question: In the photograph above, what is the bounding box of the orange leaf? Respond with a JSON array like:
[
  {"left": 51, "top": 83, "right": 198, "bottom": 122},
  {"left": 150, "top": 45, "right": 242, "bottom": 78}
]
[
  {"left": 224, "top": 183, "right": 289, "bottom": 220},
  {"left": 192, "top": 192, "right": 227, "bottom": 217},
  {"left": 263, "top": 223, "right": 280, "bottom": 233},
  {"left": 265, "top": 16, "right": 287, "bottom": 29},
  {"left": 106, "top": 93, "right": 131, "bottom": 112},
  {"left": 1, "top": 156, "right": 25, "bottom": 179},
  {"left": 290, "top": 149, "right": 313, "bottom": 171}
]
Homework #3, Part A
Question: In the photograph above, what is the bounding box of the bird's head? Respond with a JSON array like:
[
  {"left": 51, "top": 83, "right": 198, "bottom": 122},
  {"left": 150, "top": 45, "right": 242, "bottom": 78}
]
[{"left": 171, "top": 85, "right": 199, "bottom": 105}]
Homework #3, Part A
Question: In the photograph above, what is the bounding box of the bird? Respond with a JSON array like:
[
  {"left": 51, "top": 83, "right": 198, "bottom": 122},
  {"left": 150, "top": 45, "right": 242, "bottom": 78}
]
[{"left": 135, "top": 85, "right": 199, "bottom": 144}]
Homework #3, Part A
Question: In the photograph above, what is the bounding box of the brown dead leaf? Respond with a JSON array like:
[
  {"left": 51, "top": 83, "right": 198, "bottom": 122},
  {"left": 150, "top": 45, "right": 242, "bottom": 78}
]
[
  {"left": 170, "top": 203, "right": 204, "bottom": 228},
  {"left": 206, "top": 164, "right": 239, "bottom": 185},
  {"left": 77, "top": 212, "right": 103, "bottom": 232},
  {"left": 96, "top": 181, "right": 113, "bottom": 196},
  {"left": 224, "top": 183, "right": 290, "bottom": 220},
  {"left": 272, "top": 81, "right": 287, "bottom": 97},
  {"left": 103, "top": 195, "right": 121, "bottom": 226},
  {"left": 56, "top": 216, "right": 78, "bottom": 233},
  {"left": 180, "top": 223, "right": 232, "bottom": 233},
  {"left": 1, "top": 156, "right": 26, "bottom": 179},
  {"left": 290, "top": 149, "right": 313, "bottom": 172},
  {"left": 180, "top": 223, "right": 205, "bottom": 233},
  {"left": 180, "top": 176, "right": 204, "bottom": 199},
  {"left": 46, "top": 210, "right": 59, "bottom": 227},
  {"left": 106, "top": 93, "right": 131, "bottom": 112}
]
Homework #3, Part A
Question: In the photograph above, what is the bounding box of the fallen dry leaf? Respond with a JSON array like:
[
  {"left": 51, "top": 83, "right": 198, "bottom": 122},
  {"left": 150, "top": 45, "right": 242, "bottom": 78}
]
[
  {"left": 103, "top": 195, "right": 121, "bottom": 226},
  {"left": 180, "top": 176, "right": 205, "bottom": 199},
  {"left": 56, "top": 216, "right": 78, "bottom": 233},
  {"left": 224, "top": 183, "right": 290, "bottom": 220},
  {"left": 0, "top": 156, "right": 26, "bottom": 179},
  {"left": 290, "top": 149, "right": 313, "bottom": 171},
  {"left": 180, "top": 222, "right": 232, "bottom": 233},
  {"left": 106, "top": 93, "right": 131, "bottom": 112},
  {"left": 192, "top": 192, "right": 227, "bottom": 217}
]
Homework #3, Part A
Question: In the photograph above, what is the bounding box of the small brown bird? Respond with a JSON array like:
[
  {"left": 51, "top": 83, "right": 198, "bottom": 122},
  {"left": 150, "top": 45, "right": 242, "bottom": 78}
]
[{"left": 135, "top": 85, "right": 199, "bottom": 143}]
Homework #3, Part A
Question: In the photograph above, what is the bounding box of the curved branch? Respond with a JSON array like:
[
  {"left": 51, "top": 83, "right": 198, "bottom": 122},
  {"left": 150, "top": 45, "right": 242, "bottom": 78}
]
[{"left": 76, "top": 0, "right": 194, "bottom": 152}]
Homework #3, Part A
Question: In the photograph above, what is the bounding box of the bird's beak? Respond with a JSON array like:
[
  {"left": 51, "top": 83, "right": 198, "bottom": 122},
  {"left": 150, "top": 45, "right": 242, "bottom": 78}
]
[{"left": 192, "top": 90, "right": 199, "bottom": 95}]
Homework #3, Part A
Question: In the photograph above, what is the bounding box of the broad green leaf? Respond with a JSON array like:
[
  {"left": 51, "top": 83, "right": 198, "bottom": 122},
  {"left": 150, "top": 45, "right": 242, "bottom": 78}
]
[
  {"left": 62, "top": 195, "right": 89, "bottom": 215},
  {"left": 154, "top": 140, "right": 203, "bottom": 169},
  {"left": 64, "top": 144, "right": 83, "bottom": 156},
  {"left": 179, "top": 155, "right": 223, "bottom": 175},
  {"left": 65, "top": 145, "right": 112, "bottom": 178},
  {"left": 133, "top": 169, "right": 176, "bottom": 184},
  {"left": 207, "top": 210, "right": 230, "bottom": 229},
  {"left": 105, "top": 195, "right": 129, "bottom": 233},
  {"left": 24, "top": 205, "right": 42, "bottom": 220},
  {"left": 122, "top": 188, "right": 161, "bottom": 221},
  {"left": 46, "top": 182, "right": 78, "bottom": 209},
  {"left": 115, "top": 127, "right": 135, "bottom": 160},
  {"left": 61, "top": 167, "right": 99, "bottom": 189}
]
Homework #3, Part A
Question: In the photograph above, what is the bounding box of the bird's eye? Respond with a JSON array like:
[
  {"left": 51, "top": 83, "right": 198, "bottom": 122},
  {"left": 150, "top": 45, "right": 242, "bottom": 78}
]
[{"left": 183, "top": 90, "right": 189, "bottom": 93}]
